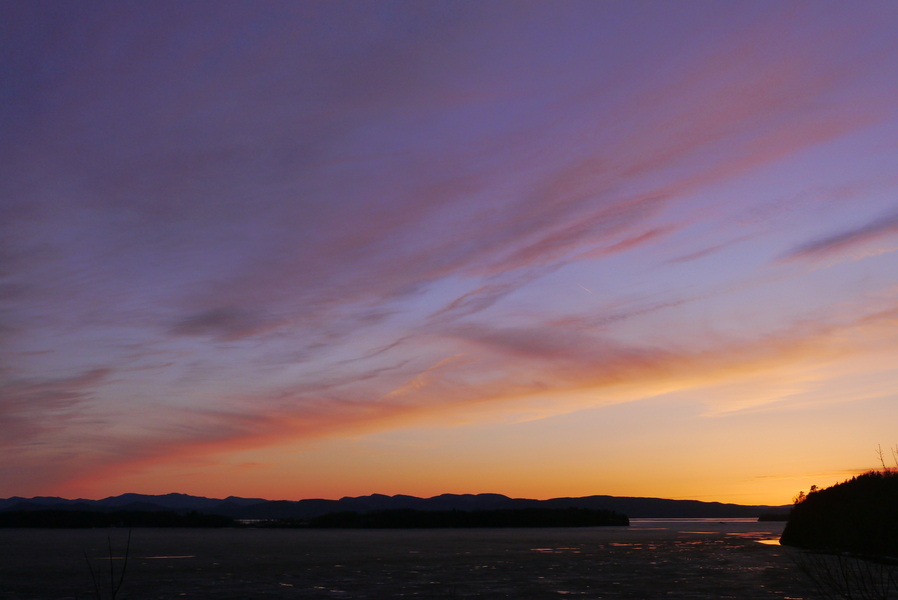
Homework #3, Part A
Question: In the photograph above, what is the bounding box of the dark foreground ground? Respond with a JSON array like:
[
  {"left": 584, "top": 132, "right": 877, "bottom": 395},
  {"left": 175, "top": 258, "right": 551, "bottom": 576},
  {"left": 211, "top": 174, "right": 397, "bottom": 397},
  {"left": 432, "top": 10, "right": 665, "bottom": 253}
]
[{"left": 0, "top": 519, "right": 811, "bottom": 599}]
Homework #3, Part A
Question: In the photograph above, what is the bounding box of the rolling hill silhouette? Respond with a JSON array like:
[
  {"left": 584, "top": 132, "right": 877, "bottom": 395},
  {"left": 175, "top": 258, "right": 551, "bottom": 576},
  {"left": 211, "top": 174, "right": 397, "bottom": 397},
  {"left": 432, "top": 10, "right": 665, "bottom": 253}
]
[{"left": 1, "top": 492, "right": 786, "bottom": 520}]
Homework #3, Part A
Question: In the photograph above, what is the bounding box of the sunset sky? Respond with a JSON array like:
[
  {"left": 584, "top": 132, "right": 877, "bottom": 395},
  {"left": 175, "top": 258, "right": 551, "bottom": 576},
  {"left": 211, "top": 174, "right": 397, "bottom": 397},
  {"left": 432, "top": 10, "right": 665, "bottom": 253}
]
[{"left": 3, "top": 2, "right": 898, "bottom": 505}]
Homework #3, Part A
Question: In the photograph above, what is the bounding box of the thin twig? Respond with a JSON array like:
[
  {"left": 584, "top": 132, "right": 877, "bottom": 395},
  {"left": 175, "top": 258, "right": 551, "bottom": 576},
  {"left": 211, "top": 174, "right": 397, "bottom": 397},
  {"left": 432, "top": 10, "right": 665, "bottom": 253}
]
[
  {"left": 107, "top": 536, "right": 114, "bottom": 599},
  {"left": 112, "top": 529, "right": 131, "bottom": 599},
  {"left": 84, "top": 553, "right": 102, "bottom": 600}
]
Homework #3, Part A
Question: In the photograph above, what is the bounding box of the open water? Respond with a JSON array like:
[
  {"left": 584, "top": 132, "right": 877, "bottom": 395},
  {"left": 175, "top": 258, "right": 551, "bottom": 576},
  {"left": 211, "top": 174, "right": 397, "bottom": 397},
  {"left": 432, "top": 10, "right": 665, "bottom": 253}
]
[{"left": 0, "top": 519, "right": 811, "bottom": 599}]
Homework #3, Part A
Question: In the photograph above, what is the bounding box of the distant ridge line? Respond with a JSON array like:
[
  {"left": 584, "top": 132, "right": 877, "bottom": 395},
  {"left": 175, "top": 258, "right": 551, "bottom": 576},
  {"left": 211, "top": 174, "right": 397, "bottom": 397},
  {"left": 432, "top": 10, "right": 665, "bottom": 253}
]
[{"left": 0, "top": 492, "right": 788, "bottom": 520}]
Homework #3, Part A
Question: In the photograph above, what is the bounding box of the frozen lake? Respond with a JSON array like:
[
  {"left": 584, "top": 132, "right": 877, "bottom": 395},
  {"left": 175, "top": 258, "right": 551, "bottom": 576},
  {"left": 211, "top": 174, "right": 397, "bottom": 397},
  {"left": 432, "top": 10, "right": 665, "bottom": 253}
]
[{"left": 0, "top": 519, "right": 810, "bottom": 599}]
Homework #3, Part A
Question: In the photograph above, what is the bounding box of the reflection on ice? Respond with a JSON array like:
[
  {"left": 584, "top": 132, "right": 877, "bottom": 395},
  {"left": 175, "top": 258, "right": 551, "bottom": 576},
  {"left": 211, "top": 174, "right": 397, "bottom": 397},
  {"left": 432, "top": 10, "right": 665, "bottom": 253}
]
[{"left": 2, "top": 520, "right": 806, "bottom": 599}]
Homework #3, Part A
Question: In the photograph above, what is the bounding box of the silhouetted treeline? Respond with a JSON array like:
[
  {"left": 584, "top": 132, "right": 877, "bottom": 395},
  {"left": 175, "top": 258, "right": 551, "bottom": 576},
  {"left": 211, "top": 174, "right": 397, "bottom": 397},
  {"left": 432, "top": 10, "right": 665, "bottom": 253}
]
[
  {"left": 0, "top": 509, "right": 237, "bottom": 528},
  {"left": 781, "top": 471, "right": 898, "bottom": 556},
  {"left": 303, "top": 507, "right": 628, "bottom": 528}
]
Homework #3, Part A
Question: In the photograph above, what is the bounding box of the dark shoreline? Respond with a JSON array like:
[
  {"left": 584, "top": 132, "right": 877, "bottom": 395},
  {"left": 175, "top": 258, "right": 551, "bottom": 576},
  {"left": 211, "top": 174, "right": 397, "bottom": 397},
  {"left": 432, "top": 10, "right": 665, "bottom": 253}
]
[{"left": 0, "top": 506, "right": 627, "bottom": 529}]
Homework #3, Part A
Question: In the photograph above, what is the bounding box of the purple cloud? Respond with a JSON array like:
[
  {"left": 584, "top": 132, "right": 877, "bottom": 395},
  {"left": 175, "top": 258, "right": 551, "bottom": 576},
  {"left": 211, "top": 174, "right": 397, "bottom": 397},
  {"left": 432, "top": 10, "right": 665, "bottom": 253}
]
[
  {"left": 0, "top": 368, "right": 111, "bottom": 448},
  {"left": 171, "top": 307, "right": 273, "bottom": 341},
  {"left": 784, "top": 209, "right": 898, "bottom": 260}
]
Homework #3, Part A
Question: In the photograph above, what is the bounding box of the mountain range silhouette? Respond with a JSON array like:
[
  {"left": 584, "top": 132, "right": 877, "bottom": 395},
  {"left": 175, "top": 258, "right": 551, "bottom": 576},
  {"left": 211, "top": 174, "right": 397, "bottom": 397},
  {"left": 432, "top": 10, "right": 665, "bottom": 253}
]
[{"left": 0, "top": 492, "right": 787, "bottom": 519}]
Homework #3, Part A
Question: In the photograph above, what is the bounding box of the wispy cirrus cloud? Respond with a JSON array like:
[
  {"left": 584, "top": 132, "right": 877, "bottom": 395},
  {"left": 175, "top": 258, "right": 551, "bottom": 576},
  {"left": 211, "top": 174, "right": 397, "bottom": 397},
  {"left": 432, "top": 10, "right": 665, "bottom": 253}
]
[
  {"left": 170, "top": 307, "right": 275, "bottom": 341},
  {"left": 47, "top": 296, "right": 898, "bottom": 495},
  {"left": 783, "top": 208, "right": 898, "bottom": 261},
  {"left": 0, "top": 368, "right": 112, "bottom": 448}
]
